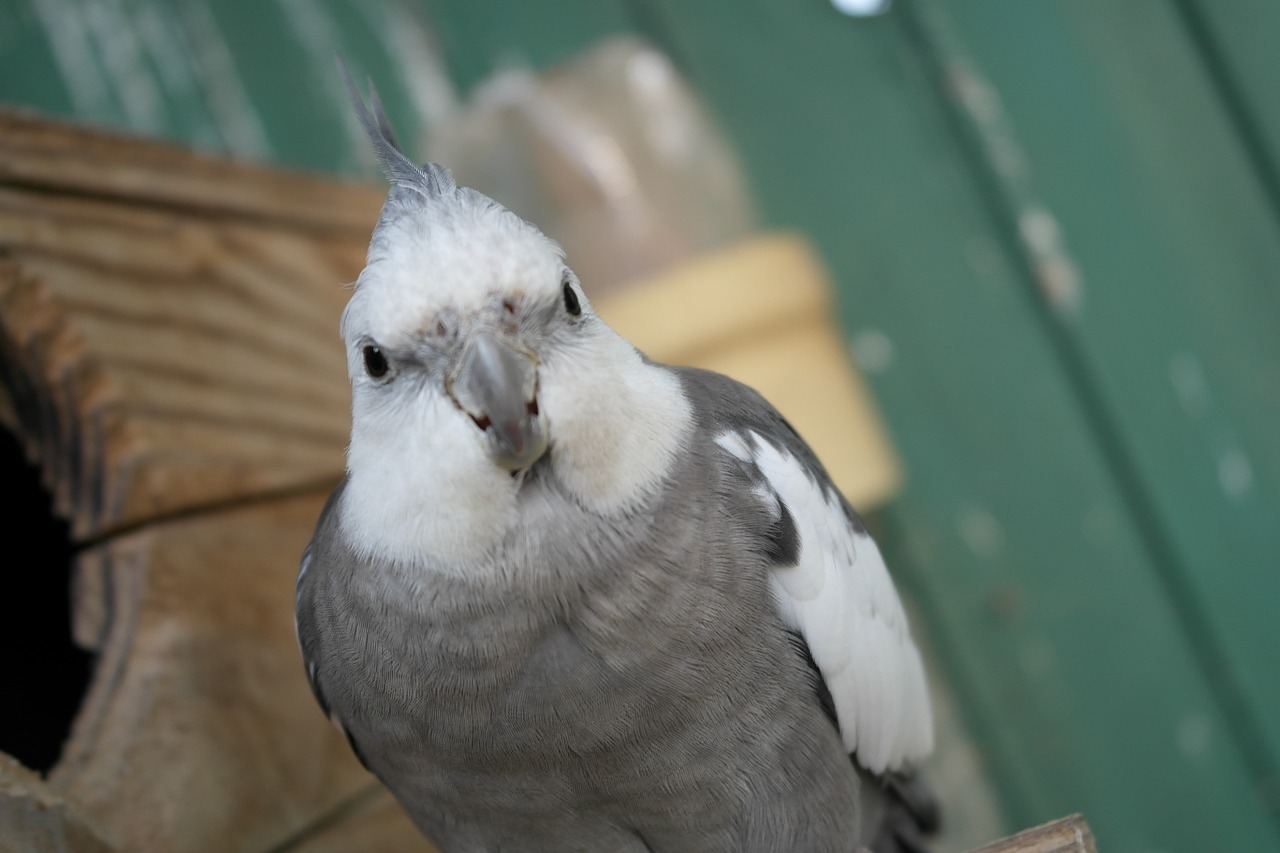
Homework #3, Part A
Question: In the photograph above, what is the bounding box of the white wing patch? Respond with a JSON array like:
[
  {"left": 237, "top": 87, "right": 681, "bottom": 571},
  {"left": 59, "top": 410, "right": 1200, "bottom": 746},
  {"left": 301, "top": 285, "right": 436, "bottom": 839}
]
[{"left": 716, "top": 431, "right": 934, "bottom": 774}]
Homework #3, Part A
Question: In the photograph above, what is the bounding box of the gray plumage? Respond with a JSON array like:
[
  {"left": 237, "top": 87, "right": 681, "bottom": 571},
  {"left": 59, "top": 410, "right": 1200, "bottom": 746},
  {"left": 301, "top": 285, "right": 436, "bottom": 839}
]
[{"left": 295, "top": 71, "right": 937, "bottom": 853}]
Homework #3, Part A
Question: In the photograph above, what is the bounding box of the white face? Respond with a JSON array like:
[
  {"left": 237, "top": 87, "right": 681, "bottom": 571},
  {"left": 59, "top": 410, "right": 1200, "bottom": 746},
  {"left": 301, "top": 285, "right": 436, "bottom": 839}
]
[{"left": 336, "top": 189, "right": 693, "bottom": 570}]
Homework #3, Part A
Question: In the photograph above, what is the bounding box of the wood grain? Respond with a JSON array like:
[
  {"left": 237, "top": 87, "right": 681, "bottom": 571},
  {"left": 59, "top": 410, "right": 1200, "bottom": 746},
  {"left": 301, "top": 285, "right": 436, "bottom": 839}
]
[
  {"left": 969, "top": 814, "right": 1096, "bottom": 853},
  {"left": 285, "top": 786, "right": 437, "bottom": 853},
  {"left": 0, "top": 108, "right": 381, "bottom": 234},
  {"left": 0, "top": 757, "right": 113, "bottom": 853},
  {"left": 0, "top": 110, "right": 377, "bottom": 537},
  {"left": 51, "top": 490, "right": 370, "bottom": 853}
]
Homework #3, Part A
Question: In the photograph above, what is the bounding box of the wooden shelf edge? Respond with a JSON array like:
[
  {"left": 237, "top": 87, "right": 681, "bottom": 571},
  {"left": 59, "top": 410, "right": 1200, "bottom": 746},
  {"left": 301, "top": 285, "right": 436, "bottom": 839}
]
[{"left": 967, "top": 814, "right": 1097, "bottom": 853}]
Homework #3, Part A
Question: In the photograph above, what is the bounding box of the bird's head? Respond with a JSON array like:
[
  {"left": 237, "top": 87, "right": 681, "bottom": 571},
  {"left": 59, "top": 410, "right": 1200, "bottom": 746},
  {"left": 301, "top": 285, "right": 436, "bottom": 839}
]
[{"left": 335, "top": 71, "right": 692, "bottom": 568}]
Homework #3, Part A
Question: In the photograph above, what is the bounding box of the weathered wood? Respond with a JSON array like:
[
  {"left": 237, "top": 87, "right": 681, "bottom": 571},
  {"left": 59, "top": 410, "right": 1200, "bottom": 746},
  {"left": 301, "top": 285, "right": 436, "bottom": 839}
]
[
  {"left": 286, "top": 787, "right": 437, "bottom": 853},
  {"left": 0, "top": 757, "right": 113, "bottom": 853},
  {"left": 0, "top": 108, "right": 381, "bottom": 234},
  {"left": 0, "top": 112, "right": 375, "bottom": 538},
  {"left": 968, "top": 814, "right": 1096, "bottom": 853},
  {"left": 50, "top": 490, "right": 368, "bottom": 853}
]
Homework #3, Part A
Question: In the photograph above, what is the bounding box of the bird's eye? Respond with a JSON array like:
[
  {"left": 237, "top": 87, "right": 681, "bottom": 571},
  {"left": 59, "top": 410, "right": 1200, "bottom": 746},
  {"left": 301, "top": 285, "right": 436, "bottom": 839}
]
[
  {"left": 363, "top": 345, "right": 389, "bottom": 379},
  {"left": 562, "top": 279, "right": 581, "bottom": 317}
]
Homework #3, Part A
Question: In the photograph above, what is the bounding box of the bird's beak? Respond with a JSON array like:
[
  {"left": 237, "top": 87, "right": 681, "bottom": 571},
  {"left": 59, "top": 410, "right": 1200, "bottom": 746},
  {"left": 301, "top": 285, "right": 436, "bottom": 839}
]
[{"left": 447, "top": 328, "right": 548, "bottom": 471}]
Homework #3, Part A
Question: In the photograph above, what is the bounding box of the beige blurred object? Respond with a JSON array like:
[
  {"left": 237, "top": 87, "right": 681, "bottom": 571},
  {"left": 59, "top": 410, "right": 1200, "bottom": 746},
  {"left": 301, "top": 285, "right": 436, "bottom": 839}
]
[
  {"left": 596, "top": 234, "right": 901, "bottom": 508},
  {"left": 428, "top": 37, "right": 758, "bottom": 297}
]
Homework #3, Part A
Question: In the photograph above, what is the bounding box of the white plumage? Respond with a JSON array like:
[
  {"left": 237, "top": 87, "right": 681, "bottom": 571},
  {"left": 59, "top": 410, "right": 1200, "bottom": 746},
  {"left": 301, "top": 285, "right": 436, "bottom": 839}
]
[{"left": 716, "top": 430, "right": 934, "bottom": 774}]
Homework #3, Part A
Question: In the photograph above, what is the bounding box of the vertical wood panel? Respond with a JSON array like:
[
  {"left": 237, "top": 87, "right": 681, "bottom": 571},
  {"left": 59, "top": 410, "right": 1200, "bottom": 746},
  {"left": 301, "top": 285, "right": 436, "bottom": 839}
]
[
  {"left": 635, "top": 0, "right": 1280, "bottom": 848},
  {"left": 933, "top": 0, "right": 1280, "bottom": 827},
  {"left": 1177, "top": 0, "right": 1280, "bottom": 222},
  {"left": 5, "top": 1, "right": 1280, "bottom": 847}
]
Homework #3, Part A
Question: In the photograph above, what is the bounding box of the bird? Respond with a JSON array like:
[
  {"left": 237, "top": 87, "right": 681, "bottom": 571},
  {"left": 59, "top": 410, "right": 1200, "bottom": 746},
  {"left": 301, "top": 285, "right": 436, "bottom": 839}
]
[{"left": 294, "top": 67, "right": 939, "bottom": 853}]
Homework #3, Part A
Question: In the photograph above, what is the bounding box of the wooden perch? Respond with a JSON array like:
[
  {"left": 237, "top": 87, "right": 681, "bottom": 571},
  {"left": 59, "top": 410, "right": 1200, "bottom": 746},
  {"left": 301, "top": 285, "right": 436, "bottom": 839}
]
[
  {"left": 0, "top": 757, "right": 112, "bottom": 853},
  {"left": 968, "top": 814, "right": 1097, "bottom": 853}
]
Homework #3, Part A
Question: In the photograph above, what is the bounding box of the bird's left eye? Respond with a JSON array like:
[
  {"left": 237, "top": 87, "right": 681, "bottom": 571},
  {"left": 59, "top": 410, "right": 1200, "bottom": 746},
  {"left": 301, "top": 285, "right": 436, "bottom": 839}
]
[
  {"left": 562, "top": 279, "right": 581, "bottom": 317},
  {"left": 363, "top": 345, "right": 390, "bottom": 379}
]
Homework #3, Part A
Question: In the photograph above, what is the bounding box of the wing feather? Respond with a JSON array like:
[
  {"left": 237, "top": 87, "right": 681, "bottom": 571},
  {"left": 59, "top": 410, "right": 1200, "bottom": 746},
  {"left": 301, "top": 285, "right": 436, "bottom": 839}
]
[{"left": 715, "top": 429, "right": 933, "bottom": 774}]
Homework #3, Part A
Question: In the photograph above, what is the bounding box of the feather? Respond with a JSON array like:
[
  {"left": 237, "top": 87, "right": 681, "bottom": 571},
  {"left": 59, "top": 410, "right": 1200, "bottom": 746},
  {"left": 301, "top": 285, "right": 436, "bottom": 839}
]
[{"left": 335, "top": 55, "right": 455, "bottom": 199}]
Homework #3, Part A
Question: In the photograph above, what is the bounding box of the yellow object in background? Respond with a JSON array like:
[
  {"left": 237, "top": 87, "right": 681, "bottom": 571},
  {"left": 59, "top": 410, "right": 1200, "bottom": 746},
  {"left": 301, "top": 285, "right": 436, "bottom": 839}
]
[{"left": 598, "top": 233, "right": 902, "bottom": 510}]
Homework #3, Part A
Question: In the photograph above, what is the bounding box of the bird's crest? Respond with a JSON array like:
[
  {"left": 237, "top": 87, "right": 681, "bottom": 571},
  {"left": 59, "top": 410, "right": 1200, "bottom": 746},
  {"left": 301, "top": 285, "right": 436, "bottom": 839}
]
[{"left": 337, "top": 56, "right": 455, "bottom": 200}]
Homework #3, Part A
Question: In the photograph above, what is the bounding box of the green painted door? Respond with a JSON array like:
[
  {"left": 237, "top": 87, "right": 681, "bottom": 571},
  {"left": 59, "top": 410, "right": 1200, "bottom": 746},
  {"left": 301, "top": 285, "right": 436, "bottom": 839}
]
[{"left": 3, "top": 1, "right": 1278, "bottom": 849}]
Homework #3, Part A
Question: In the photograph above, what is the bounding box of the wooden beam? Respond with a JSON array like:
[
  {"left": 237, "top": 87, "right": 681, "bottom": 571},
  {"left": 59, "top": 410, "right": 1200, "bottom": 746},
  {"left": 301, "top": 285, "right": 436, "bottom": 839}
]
[
  {"left": 0, "top": 757, "right": 112, "bottom": 853},
  {"left": 0, "top": 109, "right": 381, "bottom": 234},
  {"left": 969, "top": 814, "right": 1097, "bottom": 853},
  {"left": 50, "top": 490, "right": 370, "bottom": 852},
  {"left": 0, "top": 108, "right": 379, "bottom": 538}
]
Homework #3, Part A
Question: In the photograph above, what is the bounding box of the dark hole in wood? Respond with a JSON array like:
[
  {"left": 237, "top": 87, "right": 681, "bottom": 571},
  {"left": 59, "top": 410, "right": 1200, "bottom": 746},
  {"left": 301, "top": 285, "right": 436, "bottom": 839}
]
[{"left": 0, "top": 427, "right": 93, "bottom": 773}]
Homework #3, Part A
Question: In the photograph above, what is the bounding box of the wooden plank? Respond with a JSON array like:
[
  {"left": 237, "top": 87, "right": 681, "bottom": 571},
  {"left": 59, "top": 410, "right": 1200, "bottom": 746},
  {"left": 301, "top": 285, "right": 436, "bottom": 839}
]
[
  {"left": 634, "top": 1, "right": 1280, "bottom": 849},
  {"left": 1178, "top": 0, "right": 1280, "bottom": 219},
  {"left": 49, "top": 490, "right": 368, "bottom": 853},
  {"left": 285, "top": 787, "right": 436, "bottom": 853},
  {"left": 931, "top": 0, "right": 1280, "bottom": 823},
  {"left": 970, "top": 814, "right": 1096, "bottom": 853},
  {"left": 0, "top": 112, "right": 374, "bottom": 537},
  {"left": 0, "top": 757, "right": 113, "bottom": 853},
  {"left": 0, "top": 109, "right": 381, "bottom": 233}
]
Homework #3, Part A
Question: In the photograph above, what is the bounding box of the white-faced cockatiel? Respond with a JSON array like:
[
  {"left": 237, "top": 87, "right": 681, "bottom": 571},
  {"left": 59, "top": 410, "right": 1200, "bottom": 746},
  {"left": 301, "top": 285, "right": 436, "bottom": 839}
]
[{"left": 295, "top": 70, "right": 939, "bottom": 853}]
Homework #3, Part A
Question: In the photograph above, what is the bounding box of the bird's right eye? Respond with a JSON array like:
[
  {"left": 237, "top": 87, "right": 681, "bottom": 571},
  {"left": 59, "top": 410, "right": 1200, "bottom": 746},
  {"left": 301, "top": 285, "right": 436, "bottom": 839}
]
[{"left": 363, "top": 345, "right": 390, "bottom": 379}]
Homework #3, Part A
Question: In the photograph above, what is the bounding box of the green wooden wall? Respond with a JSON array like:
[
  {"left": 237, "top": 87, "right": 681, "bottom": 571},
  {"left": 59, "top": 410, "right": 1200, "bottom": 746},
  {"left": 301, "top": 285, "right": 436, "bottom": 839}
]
[{"left": 3, "top": 1, "right": 1278, "bottom": 850}]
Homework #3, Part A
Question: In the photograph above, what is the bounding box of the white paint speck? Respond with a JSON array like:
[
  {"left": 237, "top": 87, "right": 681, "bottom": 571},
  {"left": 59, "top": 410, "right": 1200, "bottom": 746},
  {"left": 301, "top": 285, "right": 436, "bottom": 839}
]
[
  {"left": 1081, "top": 505, "right": 1117, "bottom": 545},
  {"left": 850, "top": 329, "right": 895, "bottom": 374},
  {"left": 951, "top": 65, "right": 1001, "bottom": 128},
  {"left": 1169, "top": 353, "right": 1210, "bottom": 419},
  {"left": 1036, "top": 258, "right": 1082, "bottom": 315},
  {"left": 1018, "top": 207, "right": 1081, "bottom": 316},
  {"left": 832, "top": 0, "right": 892, "bottom": 16},
  {"left": 957, "top": 505, "right": 1005, "bottom": 558},
  {"left": 1218, "top": 449, "right": 1254, "bottom": 498},
  {"left": 1018, "top": 639, "right": 1056, "bottom": 678},
  {"left": 1176, "top": 714, "right": 1212, "bottom": 759},
  {"left": 1018, "top": 206, "right": 1060, "bottom": 255}
]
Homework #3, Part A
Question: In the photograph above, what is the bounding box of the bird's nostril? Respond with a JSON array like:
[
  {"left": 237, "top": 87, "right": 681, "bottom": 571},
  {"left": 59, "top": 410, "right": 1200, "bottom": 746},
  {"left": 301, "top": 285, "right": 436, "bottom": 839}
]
[
  {"left": 527, "top": 398, "right": 539, "bottom": 417},
  {"left": 470, "top": 413, "right": 492, "bottom": 431}
]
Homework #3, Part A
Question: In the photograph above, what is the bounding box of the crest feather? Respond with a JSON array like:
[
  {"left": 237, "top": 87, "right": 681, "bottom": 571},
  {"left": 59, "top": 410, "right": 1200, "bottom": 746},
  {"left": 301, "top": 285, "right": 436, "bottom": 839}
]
[{"left": 337, "top": 55, "right": 456, "bottom": 199}]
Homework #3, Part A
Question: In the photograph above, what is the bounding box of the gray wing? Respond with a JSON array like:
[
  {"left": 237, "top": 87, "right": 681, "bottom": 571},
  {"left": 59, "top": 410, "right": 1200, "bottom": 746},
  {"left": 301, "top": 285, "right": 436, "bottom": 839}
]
[
  {"left": 674, "top": 367, "right": 934, "bottom": 767},
  {"left": 675, "top": 367, "right": 940, "bottom": 847},
  {"left": 294, "top": 479, "right": 371, "bottom": 771}
]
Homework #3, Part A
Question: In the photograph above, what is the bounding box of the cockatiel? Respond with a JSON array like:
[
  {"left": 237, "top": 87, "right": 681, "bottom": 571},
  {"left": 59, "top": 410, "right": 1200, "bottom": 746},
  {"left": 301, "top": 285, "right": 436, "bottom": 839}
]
[{"left": 295, "top": 71, "right": 939, "bottom": 853}]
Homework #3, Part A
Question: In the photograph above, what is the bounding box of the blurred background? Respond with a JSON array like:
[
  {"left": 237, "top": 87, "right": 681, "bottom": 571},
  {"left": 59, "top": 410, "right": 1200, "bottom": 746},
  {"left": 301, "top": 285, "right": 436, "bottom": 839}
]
[{"left": 3, "top": 1, "right": 1279, "bottom": 851}]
